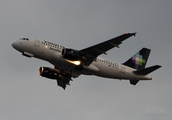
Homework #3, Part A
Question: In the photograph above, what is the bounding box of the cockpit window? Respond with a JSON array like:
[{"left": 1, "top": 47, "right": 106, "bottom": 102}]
[{"left": 20, "top": 38, "right": 29, "bottom": 41}]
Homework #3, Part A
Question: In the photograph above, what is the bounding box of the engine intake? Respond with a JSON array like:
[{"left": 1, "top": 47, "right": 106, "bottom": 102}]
[{"left": 39, "top": 67, "right": 60, "bottom": 80}]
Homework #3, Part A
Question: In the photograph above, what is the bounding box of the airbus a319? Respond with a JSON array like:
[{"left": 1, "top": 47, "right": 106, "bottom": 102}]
[{"left": 12, "top": 33, "right": 161, "bottom": 89}]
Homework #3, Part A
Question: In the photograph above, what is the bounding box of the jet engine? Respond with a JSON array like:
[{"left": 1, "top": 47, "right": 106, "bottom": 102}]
[
  {"left": 39, "top": 67, "right": 61, "bottom": 80},
  {"left": 62, "top": 48, "right": 86, "bottom": 61}
]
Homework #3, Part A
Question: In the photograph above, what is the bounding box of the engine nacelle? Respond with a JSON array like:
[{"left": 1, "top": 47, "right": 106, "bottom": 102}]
[
  {"left": 62, "top": 48, "right": 85, "bottom": 61},
  {"left": 39, "top": 67, "right": 60, "bottom": 80}
]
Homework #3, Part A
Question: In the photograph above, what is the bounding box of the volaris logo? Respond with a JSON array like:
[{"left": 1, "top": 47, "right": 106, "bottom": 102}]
[{"left": 132, "top": 52, "right": 146, "bottom": 69}]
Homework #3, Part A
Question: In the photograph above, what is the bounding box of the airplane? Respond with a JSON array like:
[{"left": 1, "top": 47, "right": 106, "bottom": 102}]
[{"left": 12, "top": 33, "right": 161, "bottom": 89}]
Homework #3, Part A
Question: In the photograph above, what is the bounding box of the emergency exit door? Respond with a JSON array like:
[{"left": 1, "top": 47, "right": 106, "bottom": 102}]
[{"left": 34, "top": 39, "right": 40, "bottom": 47}]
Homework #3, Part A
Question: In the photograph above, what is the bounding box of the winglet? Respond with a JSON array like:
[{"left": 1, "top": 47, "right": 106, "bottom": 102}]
[
  {"left": 125, "top": 32, "right": 136, "bottom": 36},
  {"left": 133, "top": 32, "right": 136, "bottom": 36}
]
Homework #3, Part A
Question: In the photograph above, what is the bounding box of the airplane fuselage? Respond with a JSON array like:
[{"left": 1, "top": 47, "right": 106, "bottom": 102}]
[{"left": 12, "top": 38, "right": 152, "bottom": 81}]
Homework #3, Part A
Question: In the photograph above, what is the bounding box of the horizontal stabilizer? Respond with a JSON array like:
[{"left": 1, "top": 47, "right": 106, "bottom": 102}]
[
  {"left": 134, "top": 65, "right": 161, "bottom": 75},
  {"left": 130, "top": 80, "right": 139, "bottom": 85}
]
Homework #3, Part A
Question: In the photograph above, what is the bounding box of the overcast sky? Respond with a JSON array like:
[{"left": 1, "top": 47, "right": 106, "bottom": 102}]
[{"left": 0, "top": 0, "right": 172, "bottom": 120}]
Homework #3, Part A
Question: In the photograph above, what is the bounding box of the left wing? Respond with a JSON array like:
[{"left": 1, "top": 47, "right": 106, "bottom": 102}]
[
  {"left": 81, "top": 33, "right": 136, "bottom": 65},
  {"left": 56, "top": 76, "right": 71, "bottom": 90},
  {"left": 54, "top": 66, "right": 72, "bottom": 90}
]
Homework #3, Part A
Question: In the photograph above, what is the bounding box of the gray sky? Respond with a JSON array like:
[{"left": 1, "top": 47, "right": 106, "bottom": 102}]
[{"left": 0, "top": 0, "right": 172, "bottom": 120}]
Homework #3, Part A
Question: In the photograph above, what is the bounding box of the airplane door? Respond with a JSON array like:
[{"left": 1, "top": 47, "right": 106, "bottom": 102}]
[
  {"left": 120, "top": 66, "right": 125, "bottom": 74},
  {"left": 34, "top": 39, "right": 40, "bottom": 47}
]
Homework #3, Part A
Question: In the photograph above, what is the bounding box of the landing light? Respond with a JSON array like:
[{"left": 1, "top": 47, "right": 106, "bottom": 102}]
[{"left": 66, "top": 60, "right": 81, "bottom": 65}]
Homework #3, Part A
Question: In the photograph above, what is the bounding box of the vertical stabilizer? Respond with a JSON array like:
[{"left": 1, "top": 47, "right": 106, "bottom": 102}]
[{"left": 123, "top": 48, "right": 150, "bottom": 70}]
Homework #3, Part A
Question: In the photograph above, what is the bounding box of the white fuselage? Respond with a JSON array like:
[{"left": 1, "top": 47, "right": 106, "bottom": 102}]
[{"left": 12, "top": 38, "right": 152, "bottom": 81}]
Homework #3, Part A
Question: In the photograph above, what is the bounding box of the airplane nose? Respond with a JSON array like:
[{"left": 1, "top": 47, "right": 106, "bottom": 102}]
[
  {"left": 12, "top": 42, "right": 17, "bottom": 49},
  {"left": 12, "top": 41, "right": 21, "bottom": 51}
]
